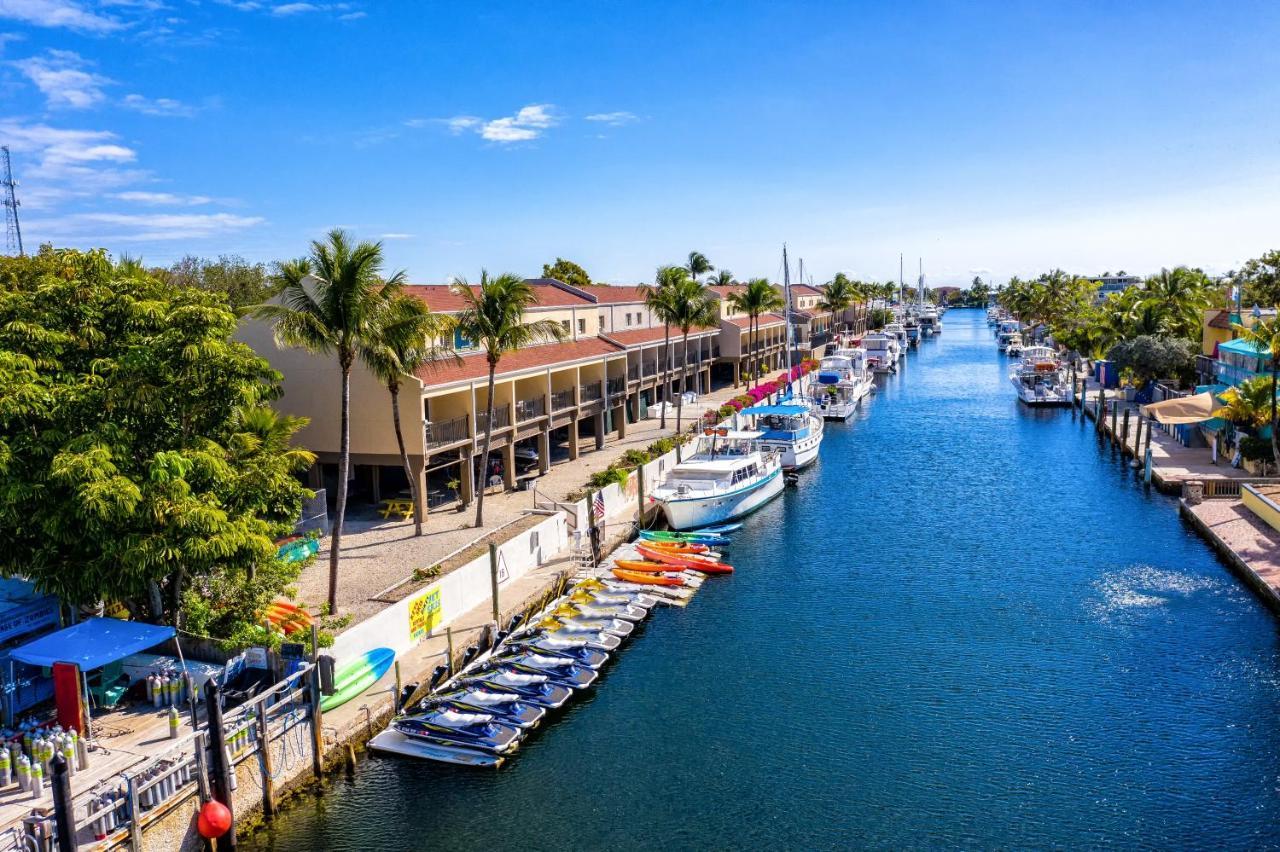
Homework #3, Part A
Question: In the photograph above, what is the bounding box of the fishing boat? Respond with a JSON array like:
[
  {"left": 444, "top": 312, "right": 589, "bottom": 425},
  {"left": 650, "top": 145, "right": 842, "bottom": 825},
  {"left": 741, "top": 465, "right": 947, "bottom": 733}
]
[
  {"left": 810, "top": 346, "right": 873, "bottom": 421},
  {"left": 1010, "top": 346, "right": 1071, "bottom": 406},
  {"left": 739, "top": 403, "right": 824, "bottom": 469},
  {"left": 648, "top": 429, "right": 784, "bottom": 530}
]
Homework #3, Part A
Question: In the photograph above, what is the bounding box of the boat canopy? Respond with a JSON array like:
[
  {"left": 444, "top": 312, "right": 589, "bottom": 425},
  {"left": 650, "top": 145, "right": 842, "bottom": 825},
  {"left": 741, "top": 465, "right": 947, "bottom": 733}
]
[
  {"left": 1141, "top": 391, "right": 1218, "bottom": 425},
  {"left": 706, "top": 429, "right": 763, "bottom": 440},
  {"left": 11, "top": 617, "right": 175, "bottom": 670},
  {"left": 740, "top": 404, "right": 809, "bottom": 417}
]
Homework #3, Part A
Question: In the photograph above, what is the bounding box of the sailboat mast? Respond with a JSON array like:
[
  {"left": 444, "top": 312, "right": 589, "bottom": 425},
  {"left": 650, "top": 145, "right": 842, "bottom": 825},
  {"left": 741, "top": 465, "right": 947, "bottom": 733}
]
[
  {"left": 918, "top": 258, "right": 924, "bottom": 308},
  {"left": 782, "top": 244, "right": 794, "bottom": 393},
  {"left": 899, "top": 253, "right": 904, "bottom": 306}
]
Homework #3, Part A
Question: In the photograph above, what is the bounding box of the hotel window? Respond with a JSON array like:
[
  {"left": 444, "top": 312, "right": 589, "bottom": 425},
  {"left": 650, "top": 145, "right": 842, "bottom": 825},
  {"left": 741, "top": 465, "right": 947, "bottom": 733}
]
[
  {"left": 598, "top": 316, "right": 604, "bottom": 331},
  {"left": 626, "top": 313, "right": 633, "bottom": 326},
  {"left": 578, "top": 318, "right": 586, "bottom": 334},
  {"left": 561, "top": 320, "right": 570, "bottom": 333}
]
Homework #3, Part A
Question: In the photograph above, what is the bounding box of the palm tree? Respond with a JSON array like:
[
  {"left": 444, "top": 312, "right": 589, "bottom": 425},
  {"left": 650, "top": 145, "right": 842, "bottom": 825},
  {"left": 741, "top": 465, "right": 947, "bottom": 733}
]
[
  {"left": 667, "top": 277, "right": 719, "bottom": 434},
  {"left": 1233, "top": 317, "right": 1280, "bottom": 468},
  {"left": 710, "top": 269, "right": 734, "bottom": 287},
  {"left": 452, "top": 272, "right": 566, "bottom": 528},
  {"left": 360, "top": 293, "right": 459, "bottom": 537},
  {"left": 818, "top": 276, "right": 854, "bottom": 340},
  {"left": 727, "top": 278, "right": 785, "bottom": 388},
  {"left": 646, "top": 266, "right": 686, "bottom": 429},
  {"left": 253, "top": 229, "right": 401, "bottom": 614},
  {"left": 685, "top": 251, "right": 714, "bottom": 282},
  {"left": 1142, "top": 266, "right": 1212, "bottom": 340}
]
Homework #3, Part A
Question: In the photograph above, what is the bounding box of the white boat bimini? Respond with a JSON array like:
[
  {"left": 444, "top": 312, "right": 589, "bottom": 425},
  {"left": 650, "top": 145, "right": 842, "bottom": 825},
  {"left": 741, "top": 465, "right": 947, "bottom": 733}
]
[
  {"left": 810, "top": 347, "right": 874, "bottom": 421},
  {"left": 650, "top": 430, "right": 785, "bottom": 530},
  {"left": 740, "top": 402, "right": 824, "bottom": 470}
]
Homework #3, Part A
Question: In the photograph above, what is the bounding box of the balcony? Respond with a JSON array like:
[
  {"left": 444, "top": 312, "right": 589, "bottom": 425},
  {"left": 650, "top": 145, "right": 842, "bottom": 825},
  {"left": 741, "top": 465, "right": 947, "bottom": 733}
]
[
  {"left": 515, "top": 397, "right": 546, "bottom": 422},
  {"left": 551, "top": 388, "right": 576, "bottom": 411},
  {"left": 476, "top": 406, "right": 511, "bottom": 433},
  {"left": 607, "top": 377, "right": 626, "bottom": 399},
  {"left": 627, "top": 364, "right": 640, "bottom": 381},
  {"left": 580, "top": 383, "right": 602, "bottom": 403},
  {"left": 424, "top": 415, "right": 469, "bottom": 448}
]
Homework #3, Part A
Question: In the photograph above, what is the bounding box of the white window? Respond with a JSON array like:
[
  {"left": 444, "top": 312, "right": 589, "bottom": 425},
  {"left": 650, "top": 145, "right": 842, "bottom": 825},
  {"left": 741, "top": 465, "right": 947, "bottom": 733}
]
[
  {"left": 626, "top": 313, "right": 633, "bottom": 326},
  {"left": 578, "top": 318, "right": 586, "bottom": 334}
]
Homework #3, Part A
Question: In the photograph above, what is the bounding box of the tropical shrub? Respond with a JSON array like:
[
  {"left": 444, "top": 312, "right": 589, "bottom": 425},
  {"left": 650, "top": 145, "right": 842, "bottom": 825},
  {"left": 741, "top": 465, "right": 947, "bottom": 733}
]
[{"left": 1106, "top": 335, "right": 1196, "bottom": 385}]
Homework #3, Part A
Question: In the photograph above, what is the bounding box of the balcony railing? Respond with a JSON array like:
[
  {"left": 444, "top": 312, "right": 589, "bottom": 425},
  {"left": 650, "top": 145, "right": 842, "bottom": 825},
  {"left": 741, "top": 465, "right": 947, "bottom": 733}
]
[
  {"left": 551, "top": 388, "right": 576, "bottom": 411},
  {"left": 580, "top": 383, "right": 602, "bottom": 402},
  {"left": 607, "top": 377, "right": 626, "bottom": 399},
  {"left": 476, "top": 406, "right": 511, "bottom": 433},
  {"left": 424, "top": 415, "right": 469, "bottom": 448},
  {"left": 627, "top": 364, "right": 640, "bottom": 381},
  {"left": 515, "top": 397, "right": 546, "bottom": 421}
]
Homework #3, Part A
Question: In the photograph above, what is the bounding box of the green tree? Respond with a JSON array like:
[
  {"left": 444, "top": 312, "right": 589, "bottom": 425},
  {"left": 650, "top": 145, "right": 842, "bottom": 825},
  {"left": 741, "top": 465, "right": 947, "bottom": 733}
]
[
  {"left": 710, "top": 269, "right": 734, "bottom": 287},
  {"left": 541, "top": 258, "right": 592, "bottom": 289},
  {"left": 646, "top": 266, "right": 685, "bottom": 428},
  {"left": 0, "top": 247, "right": 313, "bottom": 626},
  {"left": 452, "top": 272, "right": 566, "bottom": 528},
  {"left": 684, "top": 251, "right": 714, "bottom": 282},
  {"left": 727, "top": 278, "right": 784, "bottom": 389},
  {"left": 165, "top": 254, "right": 280, "bottom": 310},
  {"left": 253, "top": 229, "right": 403, "bottom": 614},
  {"left": 360, "top": 294, "right": 458, "bottom": 537},
  {"left": 1106, "top": 335, "right": 1196, "bottom": 385},
  {"left": 818, "top": 276, "right": 854, "bottom": 336},
  {"left": 1232, "top": 317, "right": 1280, "bottom": 470},
  {"left": 1238, "top": 250, "right": 1280, "bottom": 308},
  {"left": 1141, "top": 266, "right": 1212, "bottom": 340},
  {"left": 667, "top": 277, "right": 719, "bottom": 434}
]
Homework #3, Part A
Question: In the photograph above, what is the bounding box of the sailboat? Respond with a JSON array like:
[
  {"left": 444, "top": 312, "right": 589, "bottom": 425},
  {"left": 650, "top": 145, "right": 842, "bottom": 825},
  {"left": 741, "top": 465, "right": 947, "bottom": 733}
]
[{"left": 741, "top": 246, "right": 825, "bottom": 468}]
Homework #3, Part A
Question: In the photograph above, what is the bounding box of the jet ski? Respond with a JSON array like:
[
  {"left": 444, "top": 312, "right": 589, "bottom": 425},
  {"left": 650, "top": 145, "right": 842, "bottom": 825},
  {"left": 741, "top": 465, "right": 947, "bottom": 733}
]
[
  {"left": 393, "top": 708, "right": 522, "bottom": 754},
  {"left": 539, "top": 613, "right": 635, "bottom": 638},
  {"left": 557, "top": 599, "right": 648, "bottom": 623},
  {"left": 425, "top": 688, "right": 546, "bottom": 729},
  {"left": 570, "top": 587, "right": 656, "bottom": 609},
  {"left": 518, "top": 627, "right": 620, "bottom": 652},
  {"left": 492, "top": 657, "right": 598, "bottom": 689},
  {"left": 459, "top": 669, "right": 573, "bottom": 709},
  {"left": 503, "top": 638, "right": 610, "bottom": 669}
]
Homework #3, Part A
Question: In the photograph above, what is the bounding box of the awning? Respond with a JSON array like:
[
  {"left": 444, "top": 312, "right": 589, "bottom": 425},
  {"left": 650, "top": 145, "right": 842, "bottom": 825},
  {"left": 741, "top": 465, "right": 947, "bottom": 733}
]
[
  {"left": 740, "top": 404, "right": 808, "bottom": 416},
  {"left": 11, "top": 617, "right": 175, "bottom": 670},
  {"left": 1141, "top": 392, "right": 1218, "bottom": 425}
]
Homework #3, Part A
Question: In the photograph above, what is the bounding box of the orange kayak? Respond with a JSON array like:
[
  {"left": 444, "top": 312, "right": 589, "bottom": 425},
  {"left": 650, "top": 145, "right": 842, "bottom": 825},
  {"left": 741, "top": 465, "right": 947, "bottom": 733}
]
[
  {"left": 612, "top": 568, "right": 686, "bottom": 587},
  {"left": 641, "top": 541, "right": 710, "bottom": 554},
  {"left": 615, "top": 559, "right": 696, "bottom": 574},
  {"left": 635, "top": 544, "right": 734, "bottom": 575}
]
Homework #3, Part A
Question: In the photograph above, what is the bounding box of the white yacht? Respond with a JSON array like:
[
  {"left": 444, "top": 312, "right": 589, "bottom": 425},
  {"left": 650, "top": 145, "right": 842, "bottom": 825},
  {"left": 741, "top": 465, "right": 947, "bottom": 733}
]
[
  {"left": 810, "top": 347, "right": 874, "bottom": 421},
  {"left": 1010, "top": 346, "right": 1071, "bottom": 406},
  {"left": 862, "top": 332, "right": 900, "bottom": 373},
  {"left": 650, "top": 430, "right": 785, "bottom": 530},
  {"left": 882, "top": 321, "right": 909, "bottom": 353},
  {"left": 918, "top": 305, "right": 940, "bottom": 336},
  {"left": 996, "top": 320, "right": 1021, "bottom": 351},
  {"left": 740, "top": 402, "right": 824, "bottom": 470}
]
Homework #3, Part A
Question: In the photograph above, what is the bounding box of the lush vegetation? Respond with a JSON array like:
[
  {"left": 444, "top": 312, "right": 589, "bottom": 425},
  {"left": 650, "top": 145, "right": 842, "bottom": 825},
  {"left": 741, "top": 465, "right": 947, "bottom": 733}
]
[
  {"left": 0, "top": 247, "right": 314, "bottom": 638},
  {"left": 541, "top": 257, "right": 592, "bottom": 289}
]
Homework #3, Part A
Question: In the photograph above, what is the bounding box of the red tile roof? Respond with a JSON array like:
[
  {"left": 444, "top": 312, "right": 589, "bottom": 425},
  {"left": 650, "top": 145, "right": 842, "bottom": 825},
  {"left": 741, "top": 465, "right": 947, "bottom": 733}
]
[
  {"left": 707, "top": 285, "right": 749, "bottom": 299},
  {"left": 403, "top": 282, "right": 593, "bottom": 313},
  {"left": 604, "top": 326, "right": 717, "bottom": 348},
  {"left": 1208, "top": 310, "right": 1232, "bottom": 330},
  {"left": 415, "top": 337, "right": 623, "bottom": 387},
  {"left": 587, "top": 285, "right": 654, "bottom": 304},
  {"left": 791, "top": 284, "right": 822, "bottom": 296}
]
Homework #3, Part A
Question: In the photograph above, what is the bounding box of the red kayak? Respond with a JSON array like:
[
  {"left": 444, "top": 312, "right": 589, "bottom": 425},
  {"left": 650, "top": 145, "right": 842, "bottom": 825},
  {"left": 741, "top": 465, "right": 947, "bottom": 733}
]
[{"left": 635, "top": 544, "right": 734, "bottom": 575}]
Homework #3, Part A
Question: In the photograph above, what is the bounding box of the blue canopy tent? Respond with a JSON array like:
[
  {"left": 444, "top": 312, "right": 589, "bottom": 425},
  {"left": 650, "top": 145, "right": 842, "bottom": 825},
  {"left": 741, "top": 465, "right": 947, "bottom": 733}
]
[{"left": 11, "top": 618, "right": 178, "bottom": 736}]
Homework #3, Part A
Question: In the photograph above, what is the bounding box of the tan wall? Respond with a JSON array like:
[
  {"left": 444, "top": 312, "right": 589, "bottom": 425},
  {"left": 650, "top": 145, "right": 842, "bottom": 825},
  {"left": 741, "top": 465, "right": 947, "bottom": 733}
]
[
  {"left": 598, "top": 302, "right": 657, "bottom": 334},
  {"left": 236, "top": 318, "right": 425, "bottom": 459}
]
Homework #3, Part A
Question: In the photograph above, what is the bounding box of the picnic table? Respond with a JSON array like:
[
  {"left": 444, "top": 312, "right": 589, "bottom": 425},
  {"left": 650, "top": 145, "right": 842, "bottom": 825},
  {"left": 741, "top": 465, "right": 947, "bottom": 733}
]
[{"left": 379, "top": 497, "right": 416, "bottom": 519}]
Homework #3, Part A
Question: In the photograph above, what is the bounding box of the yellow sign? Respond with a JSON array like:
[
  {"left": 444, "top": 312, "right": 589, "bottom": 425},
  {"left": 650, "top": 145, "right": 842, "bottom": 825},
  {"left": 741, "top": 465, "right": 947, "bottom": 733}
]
[{"left": 408, "top": 588, "right": 442, "bottom": 643}]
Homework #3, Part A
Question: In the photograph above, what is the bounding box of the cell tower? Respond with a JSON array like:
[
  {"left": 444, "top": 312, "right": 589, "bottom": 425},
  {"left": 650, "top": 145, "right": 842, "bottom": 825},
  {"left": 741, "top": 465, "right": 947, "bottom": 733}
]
[{"left": 2, "top": 146, "right": 23, "bottom": 257}]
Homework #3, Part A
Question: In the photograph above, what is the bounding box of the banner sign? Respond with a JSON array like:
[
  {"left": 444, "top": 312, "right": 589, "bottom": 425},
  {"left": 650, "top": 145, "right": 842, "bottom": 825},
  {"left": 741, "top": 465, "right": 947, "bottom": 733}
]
[{"left": 408, "top": 588, "right": 442, "bottom": 644}]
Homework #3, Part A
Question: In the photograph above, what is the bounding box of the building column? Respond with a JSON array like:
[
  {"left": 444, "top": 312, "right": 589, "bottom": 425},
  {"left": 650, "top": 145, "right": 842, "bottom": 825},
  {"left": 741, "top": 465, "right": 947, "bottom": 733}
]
[
  {"left": 628, "top": 392, "right": 641, "bottom": 422},
  {"left": 537, "top": 428, "right": 551, "bottom": 474},
  {"left": 568, "top": 418, "right": 580, "bottom": 460},
  {"left": 702, "top": 367, "right": 711, "bottom": 394},
  {"left": 370, "top": 465, "right": 381, "bottom": 504},
  {"left": 502, "top": 442, "right": 516, "bottom": 490},
  {"left": 458, "top": 447, "right": 474, "bottom": 506},
  {"left": 614, "top": 404, "right": 627, "bottom": 440},
  {"left": 593, "top": 410, "right": 606, "bottom": 450},
  {"left": 733, "top": 360, "right": 740, "bottom": 388}
]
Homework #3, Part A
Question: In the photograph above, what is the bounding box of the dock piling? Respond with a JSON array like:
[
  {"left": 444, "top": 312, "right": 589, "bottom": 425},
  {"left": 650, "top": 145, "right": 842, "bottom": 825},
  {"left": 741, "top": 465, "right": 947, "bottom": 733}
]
[
  {"left": 1121, "top": 408, "right": 1131, "bottom": 455},
  {"left": 204, "top": 681, "right": 237, "bottom": 851},
  {"left": 489, "top": 542, "right": 501, "bottom": 625}
]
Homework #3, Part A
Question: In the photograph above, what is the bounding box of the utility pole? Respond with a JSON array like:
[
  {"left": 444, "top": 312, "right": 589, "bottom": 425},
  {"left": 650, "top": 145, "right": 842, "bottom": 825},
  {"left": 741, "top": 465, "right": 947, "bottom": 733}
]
[{"left": 2, "top": 146, "right": 22, "bottom": 257}]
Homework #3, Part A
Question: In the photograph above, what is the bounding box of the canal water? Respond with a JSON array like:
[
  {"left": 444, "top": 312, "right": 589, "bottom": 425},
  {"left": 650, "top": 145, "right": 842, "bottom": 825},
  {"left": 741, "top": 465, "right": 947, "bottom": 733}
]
[{"left": 248, "top": 309, "right": 1280, "bottom": 850}]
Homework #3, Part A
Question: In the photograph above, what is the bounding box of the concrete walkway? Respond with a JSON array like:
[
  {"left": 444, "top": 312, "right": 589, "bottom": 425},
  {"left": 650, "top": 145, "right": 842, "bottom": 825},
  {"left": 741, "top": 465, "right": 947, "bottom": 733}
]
[{"left": 1184, "top": 499, "right": 1280, "bottom": 609}]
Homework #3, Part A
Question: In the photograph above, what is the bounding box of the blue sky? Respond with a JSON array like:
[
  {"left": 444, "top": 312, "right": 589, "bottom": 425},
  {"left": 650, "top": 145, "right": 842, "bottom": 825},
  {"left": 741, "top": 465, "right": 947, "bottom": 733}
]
[{"left": 2, "top": 0, "right": 1279, "bottom": 286}]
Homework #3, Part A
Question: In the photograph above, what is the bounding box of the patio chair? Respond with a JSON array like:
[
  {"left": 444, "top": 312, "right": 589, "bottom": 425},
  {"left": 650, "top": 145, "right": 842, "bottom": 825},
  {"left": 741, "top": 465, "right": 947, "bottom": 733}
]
[{"left": 88, "top": 660, "right": 129, "bottom": 709}]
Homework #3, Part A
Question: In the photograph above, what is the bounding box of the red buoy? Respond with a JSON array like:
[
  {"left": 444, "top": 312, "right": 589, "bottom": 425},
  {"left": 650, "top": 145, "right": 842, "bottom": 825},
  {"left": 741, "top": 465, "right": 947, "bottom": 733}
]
[{"left": 197, "top": 800, "right": 232, "bottom": 838}]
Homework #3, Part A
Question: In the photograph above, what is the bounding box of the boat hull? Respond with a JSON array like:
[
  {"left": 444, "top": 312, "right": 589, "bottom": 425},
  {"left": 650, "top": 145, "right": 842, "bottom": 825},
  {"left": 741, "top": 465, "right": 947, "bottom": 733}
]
[{"left": 658, "top": 467, "right": 785, "bottom": 530}]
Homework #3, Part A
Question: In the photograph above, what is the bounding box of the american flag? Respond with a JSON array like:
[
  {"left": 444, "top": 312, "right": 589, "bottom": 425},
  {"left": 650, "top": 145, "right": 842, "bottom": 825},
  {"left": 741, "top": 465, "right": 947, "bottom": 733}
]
[{"left": 593, "top": 490, "right": 605, "bottom": 522}]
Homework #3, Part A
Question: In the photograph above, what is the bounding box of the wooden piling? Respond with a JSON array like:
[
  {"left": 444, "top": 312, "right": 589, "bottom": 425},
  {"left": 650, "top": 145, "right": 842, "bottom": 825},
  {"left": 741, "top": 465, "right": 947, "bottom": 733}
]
[
  {"left": 393, "top": 661, "right": 403, "bottom": 713},
  {"left": 489, "top": 542, "right": 501, "bottom": 624},
  {"left": 308, "top": 625, "right": 324, "bottom": 780},
  {"left": 204, "top": 682, "right": 237, "bottom": 851},
  {"left": 1121, "top": 408, "right": 1131, "bottom": 455},
  {"left": 255, "top": 696, "right": 275, "bottom": 818},
  {"left": 446, "top": 626, "right": 455, "bottom": 674},
  {"left": 1110, "top": 398, "right": 1119, "bottom": 443}
]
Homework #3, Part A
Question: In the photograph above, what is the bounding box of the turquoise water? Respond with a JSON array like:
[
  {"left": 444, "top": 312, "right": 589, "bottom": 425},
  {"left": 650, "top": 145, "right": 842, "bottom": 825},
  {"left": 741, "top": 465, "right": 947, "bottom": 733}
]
[{"left": 248, "top": 309, "right": 1280, "bottom": 850}]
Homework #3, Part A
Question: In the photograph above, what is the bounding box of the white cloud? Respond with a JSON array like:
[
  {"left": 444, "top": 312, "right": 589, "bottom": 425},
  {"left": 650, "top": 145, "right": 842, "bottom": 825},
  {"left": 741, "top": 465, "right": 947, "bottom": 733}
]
[
  {"left": 337, "top": 10, "right": 363, "bottom": 19},
  {"left": 13, "top": 49, "right": 111, "bottom": 109},
  {"left": 0, "top": 32, "right": 24, "bottom": 54},
  {"left": 584, "top": 111, "right": 638, "bottom": 126},
  {"left": 121, "top": 93, "right": 195, "bottom": 117},
  {"left": 380, "top": 232, "right": 412, "bottom": 240},
  {"left": 271, "top": 2, "right": 316, "bottom": 13},
  {"left": 0, "top": 0, "right": 124, "bottom": 32},
  {"left": 29, "top": 211, "right": 264, "bottom": 241},
  {"left": 431, "top": 103, "right": 560, "bottom": 144},
  {"left": 113, "top": 191, "right": 212, "bottom": 205}
]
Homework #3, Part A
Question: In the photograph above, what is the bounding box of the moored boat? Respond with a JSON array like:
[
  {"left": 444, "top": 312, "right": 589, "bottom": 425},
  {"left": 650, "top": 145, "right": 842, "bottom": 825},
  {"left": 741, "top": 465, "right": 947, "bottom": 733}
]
[
  {"left": 739, "top": 403, "right": 824, "bottom": 469},
  {"left": 649, "top": 429, "right": 784, "bottom": 530}
]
